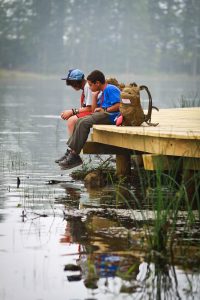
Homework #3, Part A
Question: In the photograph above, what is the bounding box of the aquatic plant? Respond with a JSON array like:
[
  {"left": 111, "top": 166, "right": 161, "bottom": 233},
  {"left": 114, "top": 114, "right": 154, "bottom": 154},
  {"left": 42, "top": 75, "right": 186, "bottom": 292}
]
[
  {"left": 71, "top": 155, "right": 117, "bottom": 184},
  {"left": 115, "top": 156, "right": 200, "bottom": 254},
  {"left": 173, "top": 93, "right": 200, "bottom": 108}
]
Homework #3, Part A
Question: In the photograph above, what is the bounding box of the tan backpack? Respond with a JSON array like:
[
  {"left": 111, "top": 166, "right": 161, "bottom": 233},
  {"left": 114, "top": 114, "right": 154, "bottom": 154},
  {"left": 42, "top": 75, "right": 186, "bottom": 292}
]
[{"left": 120, "top": 83, "right": 159, "bottom": 126}]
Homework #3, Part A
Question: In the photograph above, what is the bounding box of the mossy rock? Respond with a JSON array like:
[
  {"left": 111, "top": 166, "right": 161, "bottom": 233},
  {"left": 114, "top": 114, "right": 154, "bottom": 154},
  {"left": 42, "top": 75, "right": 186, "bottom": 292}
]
[{"left": 84, "top": 170, "right": 106, "bottom": 188}]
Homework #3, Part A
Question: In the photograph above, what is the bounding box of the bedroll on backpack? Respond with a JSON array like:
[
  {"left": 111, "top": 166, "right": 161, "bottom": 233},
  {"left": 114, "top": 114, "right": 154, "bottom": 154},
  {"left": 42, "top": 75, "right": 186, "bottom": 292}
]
[{"left": 120, "top": 83, "right": 159, "bottom": 126}]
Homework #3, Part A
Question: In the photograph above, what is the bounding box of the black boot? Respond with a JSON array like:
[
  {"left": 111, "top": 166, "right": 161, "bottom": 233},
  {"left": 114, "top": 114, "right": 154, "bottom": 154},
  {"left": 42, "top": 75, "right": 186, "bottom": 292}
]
[
  {"left": 55, "top": 149, "right": 70, "bottom": 163},
  {"left": 59, "top": 152, "right": 82, "bottom": 169}
]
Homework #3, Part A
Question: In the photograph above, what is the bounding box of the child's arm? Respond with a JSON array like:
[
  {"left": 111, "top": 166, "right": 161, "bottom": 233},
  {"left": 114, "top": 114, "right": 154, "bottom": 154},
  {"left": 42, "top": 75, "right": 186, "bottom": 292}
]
[
  {"left": 60, "top": 110, "right": 74, "bottom": 120},
  {"left": 91, "top": 92, "right": 99, "bottom": 112}
]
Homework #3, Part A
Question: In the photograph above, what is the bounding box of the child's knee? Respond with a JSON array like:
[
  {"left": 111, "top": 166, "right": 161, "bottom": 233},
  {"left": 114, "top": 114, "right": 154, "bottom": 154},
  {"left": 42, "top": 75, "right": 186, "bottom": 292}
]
[
  {"left": 76, "top": 117, "right": 85, "bottom": 127},
  {"left": 67, "top": 116, "right": 77, "bottom": 130}
]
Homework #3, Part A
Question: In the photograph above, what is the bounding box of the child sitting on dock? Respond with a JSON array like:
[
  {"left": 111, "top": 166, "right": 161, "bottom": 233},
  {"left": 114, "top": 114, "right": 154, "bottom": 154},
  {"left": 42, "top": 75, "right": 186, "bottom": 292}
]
[
  {"left": 61, "top": 68, "right": 93, "bottom": 133},
  {"left": 58, "top": 70, "right": 121, "bottom": 170},
  {"left": 55, "top": 69, "right": 93, "bottom": 163}
]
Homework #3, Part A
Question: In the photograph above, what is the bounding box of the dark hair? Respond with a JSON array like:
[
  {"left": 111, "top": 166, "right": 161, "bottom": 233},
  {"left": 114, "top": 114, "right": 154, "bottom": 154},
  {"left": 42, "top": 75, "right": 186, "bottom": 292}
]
[
  {"left": 66, "top": 79, "right": 83, "bottom": 89},
  {"left": 87, "top": 70, "right": 105, "bottom": 84}
]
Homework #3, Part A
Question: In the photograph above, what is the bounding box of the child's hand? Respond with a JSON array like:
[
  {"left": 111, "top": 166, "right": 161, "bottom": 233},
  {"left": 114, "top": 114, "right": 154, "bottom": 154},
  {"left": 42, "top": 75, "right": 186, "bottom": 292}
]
[
  {"left": 60, "top": 110, "right": 73, "bottom": 120},
  {"left": 94, "top": 107, "right": 104, "bottom": 113}
]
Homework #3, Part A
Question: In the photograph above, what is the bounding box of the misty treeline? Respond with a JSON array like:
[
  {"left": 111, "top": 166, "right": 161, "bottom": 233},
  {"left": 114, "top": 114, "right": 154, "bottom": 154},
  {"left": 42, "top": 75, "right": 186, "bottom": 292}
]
[{"left": 0, "top": 0, "right": 199, "bottom": 75}]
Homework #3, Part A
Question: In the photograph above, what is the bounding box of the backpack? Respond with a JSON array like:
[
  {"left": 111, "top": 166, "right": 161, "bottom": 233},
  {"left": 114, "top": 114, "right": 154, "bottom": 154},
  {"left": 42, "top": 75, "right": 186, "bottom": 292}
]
[{"left": 119, "top": 83, "right": 159, "bottom": 126}]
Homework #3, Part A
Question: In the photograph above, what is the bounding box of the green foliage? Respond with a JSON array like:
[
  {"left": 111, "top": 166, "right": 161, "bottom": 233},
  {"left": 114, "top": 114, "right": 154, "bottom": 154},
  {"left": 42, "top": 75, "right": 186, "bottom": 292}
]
[
  {"left": 178, "top": 94, "right": 200, "bottom": 107},
  {"left": 71, "top": 155, "right": 117, "bottom": 183},
  {"left": 115, "top": 163, "right": 200, "bottom": 254},
  {"left": 0, "top": 0, "right": 200, "bottom": 74}
]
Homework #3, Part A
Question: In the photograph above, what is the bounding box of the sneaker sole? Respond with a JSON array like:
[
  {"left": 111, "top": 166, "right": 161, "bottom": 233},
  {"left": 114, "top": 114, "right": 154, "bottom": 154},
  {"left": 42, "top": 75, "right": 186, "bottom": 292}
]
[
  {"left": 55, "top": 158, "right": 66, "bottom": 163},
  {"left": 55, "top": 158, "right": 65, "bottom": 163},
  {"left": 59, "top": 160, "right": 82, "bottom": 170},
  {"left": 55, "top": 151, "right": 70, "bottom": 163}
]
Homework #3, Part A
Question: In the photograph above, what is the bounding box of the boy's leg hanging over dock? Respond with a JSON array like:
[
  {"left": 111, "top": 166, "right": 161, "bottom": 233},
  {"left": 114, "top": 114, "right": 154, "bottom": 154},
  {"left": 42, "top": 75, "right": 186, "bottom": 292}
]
[
  {"left": 67, "top": 112, "right": 111, "bottom": 154},
  {"left": 59, "top": 112, "right": 111, "bottom": 169}
]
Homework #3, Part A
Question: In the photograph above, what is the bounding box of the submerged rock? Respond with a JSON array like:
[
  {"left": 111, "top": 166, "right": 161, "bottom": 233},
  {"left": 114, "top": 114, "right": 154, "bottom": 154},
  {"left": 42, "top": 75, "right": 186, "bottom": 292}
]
[
  {"left": 120, "top": 284, "right": 140, "bottom": 293},
  {"left": 84, "top": 170, "right": 106, "bottom": 188}
]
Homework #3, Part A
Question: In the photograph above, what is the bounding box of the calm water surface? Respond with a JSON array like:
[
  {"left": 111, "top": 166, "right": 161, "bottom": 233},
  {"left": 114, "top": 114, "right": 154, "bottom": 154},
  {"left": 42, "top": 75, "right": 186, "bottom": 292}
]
[{"left": 0, "top": 78, "right": 200, "bottom": 300}]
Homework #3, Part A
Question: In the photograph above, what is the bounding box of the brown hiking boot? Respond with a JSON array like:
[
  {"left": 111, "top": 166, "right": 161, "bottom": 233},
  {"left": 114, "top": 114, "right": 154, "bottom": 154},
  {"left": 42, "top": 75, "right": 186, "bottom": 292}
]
[
  {"left": 59, "top": 152, "right": 82, "bottom": 170},
  {"left": 55, "top": 149, "right": 70, "bottom": 163}
]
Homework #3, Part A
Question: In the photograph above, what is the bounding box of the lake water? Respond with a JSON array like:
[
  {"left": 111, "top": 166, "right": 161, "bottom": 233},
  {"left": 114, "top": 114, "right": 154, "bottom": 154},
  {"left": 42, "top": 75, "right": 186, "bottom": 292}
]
[{"left": 0, "top": 76, "right": 200, "bottom": 300}]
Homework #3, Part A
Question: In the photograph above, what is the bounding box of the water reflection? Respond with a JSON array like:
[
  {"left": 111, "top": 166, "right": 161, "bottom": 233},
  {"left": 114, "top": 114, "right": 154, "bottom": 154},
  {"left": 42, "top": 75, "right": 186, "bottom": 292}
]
[
  {"left": 60, "top": 218, "right": 87, "bottom": 245},
  {"left": 61, "top": 215, "right": 142, "bottom": 293},
  {"left": 60, "top": 215, "right": 200, "bottom": 299},
  {"left": 55, "top": 182, "right": 81, "bottom": 208}
]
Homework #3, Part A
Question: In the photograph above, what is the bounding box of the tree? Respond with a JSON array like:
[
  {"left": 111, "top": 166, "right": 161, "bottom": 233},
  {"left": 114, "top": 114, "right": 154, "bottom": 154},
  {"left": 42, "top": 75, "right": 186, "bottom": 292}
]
[
  {"left": 0, "top": 0, "right": 199, "bottom": 74},
  {"left": 182, "top": 0, "right": 200, "bottom": 75}
]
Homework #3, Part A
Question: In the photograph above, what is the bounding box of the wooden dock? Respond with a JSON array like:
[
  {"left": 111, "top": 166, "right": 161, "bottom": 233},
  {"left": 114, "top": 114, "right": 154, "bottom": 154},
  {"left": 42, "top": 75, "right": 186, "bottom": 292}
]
[{"left": 83, "top": 108, "right": 200, "bottom": 176}]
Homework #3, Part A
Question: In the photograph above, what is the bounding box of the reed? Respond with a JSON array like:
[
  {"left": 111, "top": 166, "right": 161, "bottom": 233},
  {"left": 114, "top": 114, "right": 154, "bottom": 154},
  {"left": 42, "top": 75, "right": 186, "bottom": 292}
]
[
  {"left": 115, "top": 158, "right": 199, "bottom": 254},
  {"left": 173, "top": 93, "right": 200, "bottom": 108},
  {"left": 178, "top": 94, "right": 200, "bottom": 108}
]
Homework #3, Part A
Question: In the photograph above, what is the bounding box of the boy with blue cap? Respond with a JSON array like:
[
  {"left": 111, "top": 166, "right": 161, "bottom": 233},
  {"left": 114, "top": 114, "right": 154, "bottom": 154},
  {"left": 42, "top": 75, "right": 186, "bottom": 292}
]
[
  {"left": 58, "top": 70, "right": 120, "bottom": 170},
  {"left": 55, "top": 68, "right": 93, "bottom": 163}
]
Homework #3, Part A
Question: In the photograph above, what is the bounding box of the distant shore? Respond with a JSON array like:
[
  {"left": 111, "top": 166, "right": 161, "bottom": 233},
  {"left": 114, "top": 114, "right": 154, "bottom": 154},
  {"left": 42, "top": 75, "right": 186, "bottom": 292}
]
[
  {"left": 0, "top": 69, "right": 58, "bottom": 81},
  {"left": 0, "top": 68, "right": 199, "bottom": 84}
]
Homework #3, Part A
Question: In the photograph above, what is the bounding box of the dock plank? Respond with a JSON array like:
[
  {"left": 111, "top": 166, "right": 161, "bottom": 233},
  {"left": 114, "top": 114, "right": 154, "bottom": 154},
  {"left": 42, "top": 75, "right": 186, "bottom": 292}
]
[{"left": 92, "top": 108, "right": 200, "bottom": 158}]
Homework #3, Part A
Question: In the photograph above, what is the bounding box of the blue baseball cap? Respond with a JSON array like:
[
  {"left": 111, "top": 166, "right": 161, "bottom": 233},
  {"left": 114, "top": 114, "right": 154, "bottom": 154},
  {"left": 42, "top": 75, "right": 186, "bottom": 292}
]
[{"left": 61, "top": 69, "right": 84, "bottom": 80}]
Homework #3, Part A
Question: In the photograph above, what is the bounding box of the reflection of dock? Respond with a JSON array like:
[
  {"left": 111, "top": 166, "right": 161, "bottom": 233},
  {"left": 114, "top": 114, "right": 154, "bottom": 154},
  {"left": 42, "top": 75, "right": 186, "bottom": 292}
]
[{"left": 83, "top": 108, "right": 200, "bottom": 175}]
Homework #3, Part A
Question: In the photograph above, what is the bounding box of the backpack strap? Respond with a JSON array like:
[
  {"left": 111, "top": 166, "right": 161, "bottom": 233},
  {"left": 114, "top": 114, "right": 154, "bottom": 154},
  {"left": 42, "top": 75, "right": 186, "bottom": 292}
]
[{"left": 140, "top": 85, "right": 159, "bottom": 126}]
